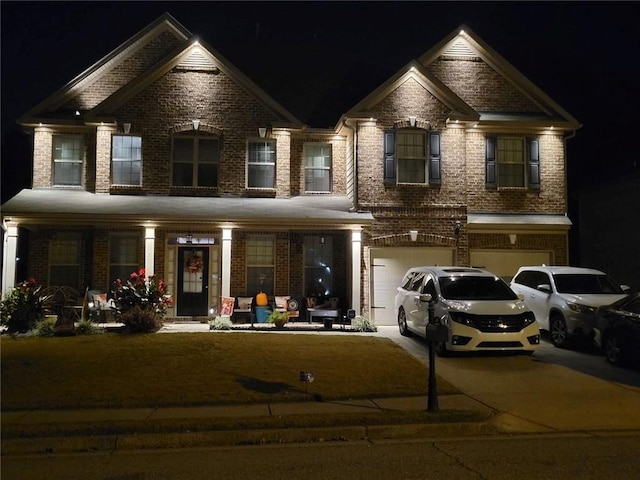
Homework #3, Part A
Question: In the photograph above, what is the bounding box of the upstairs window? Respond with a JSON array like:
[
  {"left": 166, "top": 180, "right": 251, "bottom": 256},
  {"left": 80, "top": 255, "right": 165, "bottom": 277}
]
[
  {"left": 247, "top": 140, "right": 276, "bottom": 188},
  {"left": 53, "top": 135, "right": 83, "bottom": 186},
  {"left": 304, "top": 143, "right": 332, "bottom": 192},
  {"left": 172, "top": 135, "right": 219, "bottom": 187},
  {"left": 112, "top": 135, "right": 142, "bottom": 185},
  {"left": 485, "top": 136, "right": 540, "bottom": 189},
  {"left": 384, "top": 130, "right": 441, "bottom": 185}
]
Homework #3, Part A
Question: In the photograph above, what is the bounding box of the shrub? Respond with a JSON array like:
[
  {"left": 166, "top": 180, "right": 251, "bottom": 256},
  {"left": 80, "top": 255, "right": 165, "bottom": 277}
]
[
  {"left": 120, "top": 305, "right": 163, "bottom": 333},
  {"left": 32, "top": 317, "right": 57, "bottom": 337},
  {"left": 353, "top": 314, "right": 377, "bottom": 332},
  {"left": 75, "top": 319, "right": 101, "bottom": 335},
  {"left": 0, "top": 279, "right": 49, "bottom": 333},
  {"left": 209, "top": 316, "right": 233, "bottom": 330}
]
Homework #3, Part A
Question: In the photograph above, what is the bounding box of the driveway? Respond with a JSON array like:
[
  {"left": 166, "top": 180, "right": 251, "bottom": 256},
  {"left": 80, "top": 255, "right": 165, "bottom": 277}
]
[{"left": 377, "top": 326, "right": 640, "bottom": 433}]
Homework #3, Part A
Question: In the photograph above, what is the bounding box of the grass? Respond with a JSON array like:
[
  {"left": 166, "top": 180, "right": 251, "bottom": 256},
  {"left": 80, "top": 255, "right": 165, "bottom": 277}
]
[{"left": 1, "top": 332, "right": 458, "bottom": 411}]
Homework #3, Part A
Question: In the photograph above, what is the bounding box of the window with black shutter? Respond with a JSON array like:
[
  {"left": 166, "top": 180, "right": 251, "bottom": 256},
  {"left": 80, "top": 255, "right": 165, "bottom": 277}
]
[
  {"left": 383, "top": 129, "right": 441, "bottom": 185},
  {"left": 485, "top": 135, "right": 540, "bottom": 189}
]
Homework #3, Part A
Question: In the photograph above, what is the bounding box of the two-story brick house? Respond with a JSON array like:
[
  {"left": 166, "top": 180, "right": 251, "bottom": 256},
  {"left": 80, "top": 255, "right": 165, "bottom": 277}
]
[{"left": 1, "top": 15, "right": 580, "bottom": 326}]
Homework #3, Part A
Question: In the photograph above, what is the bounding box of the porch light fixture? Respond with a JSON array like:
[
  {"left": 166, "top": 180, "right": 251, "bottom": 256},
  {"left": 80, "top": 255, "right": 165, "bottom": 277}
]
[
  {"left": 192, "top": 119, "right": 200, "bottom": 130},
  {"left": 258, "top": 127, "right": 267, "bottom": 138},
  {"left": 409, "top": 116, "right": 416, "bottom": 127},
  {"left": 454, "top": 221, "right": 461, "bottom": 236},
  {"left": 123, "top": 123, "right": 131, "bottom": 134},
  {"left": 186, "top": 232, "right": 193, "bottom": 244},
  {"left": 509, "top": 234, "right": 517, "bottom": 245},
  {"left": 410, "top": 230, "right": 418, "bottom": 242}
]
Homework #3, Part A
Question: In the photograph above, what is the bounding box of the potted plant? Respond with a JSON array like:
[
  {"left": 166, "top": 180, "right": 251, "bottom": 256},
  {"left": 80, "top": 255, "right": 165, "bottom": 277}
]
[{"left": 267, "top": 310, "right": 288, "bottom": 328}]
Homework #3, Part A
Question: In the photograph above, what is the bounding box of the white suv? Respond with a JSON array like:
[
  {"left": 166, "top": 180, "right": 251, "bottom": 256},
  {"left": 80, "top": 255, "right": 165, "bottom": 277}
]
[
  {"left": 510, "top": 266, "right": 629, "bottom": 348},
  {"left": 395, "top": 266, "right": 539, "bottom": 355}
]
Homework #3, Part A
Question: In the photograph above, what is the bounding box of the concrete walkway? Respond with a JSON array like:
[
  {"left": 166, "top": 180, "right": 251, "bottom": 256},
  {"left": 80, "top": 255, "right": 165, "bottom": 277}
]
[{"left": 3, "top": 324, "right": 640, "bottom": 454}]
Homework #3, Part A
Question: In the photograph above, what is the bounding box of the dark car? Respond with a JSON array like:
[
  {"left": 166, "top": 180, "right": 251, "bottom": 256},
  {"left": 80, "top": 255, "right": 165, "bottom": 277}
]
[{"left": 596, "top": 293, "right": 640, "bottom": 367}]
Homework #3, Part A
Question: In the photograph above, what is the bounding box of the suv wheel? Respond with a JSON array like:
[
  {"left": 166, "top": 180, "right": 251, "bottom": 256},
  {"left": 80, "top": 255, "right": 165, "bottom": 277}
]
[
  {"left": 398, "top": 308, "right": 411, "bottom": 337},
  {"left": 603, "top": 331, "right": 624, "bottom": 366},
  {"left": 550, "top": 314, "right": 570, "bottom": 348}
]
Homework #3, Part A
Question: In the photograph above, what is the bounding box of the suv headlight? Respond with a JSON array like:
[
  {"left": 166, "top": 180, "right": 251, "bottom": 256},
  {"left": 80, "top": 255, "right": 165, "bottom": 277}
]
[
  {"left": 567, "top": 302, "right": 596, "bottom": 315},
  {"left": 449, "top": 312, "right": 474, "bottom": 326},
  {"left": 523, "top": 311, "right": 536, "bottom": 326}
]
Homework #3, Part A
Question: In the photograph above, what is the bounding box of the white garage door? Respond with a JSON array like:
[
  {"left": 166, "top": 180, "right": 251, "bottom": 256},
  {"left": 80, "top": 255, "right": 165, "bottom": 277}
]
[
  {"left": 470, "top": 250, "right": 552, "bottom": 281},
  {"left": 370, "top": 247, "right": 454, "bottom": 326}
]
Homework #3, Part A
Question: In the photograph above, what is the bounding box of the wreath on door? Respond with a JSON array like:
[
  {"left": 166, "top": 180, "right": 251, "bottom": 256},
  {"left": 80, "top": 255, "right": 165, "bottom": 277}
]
[{"left": 185, "top": 252, "right": 203, "bottom": 273}]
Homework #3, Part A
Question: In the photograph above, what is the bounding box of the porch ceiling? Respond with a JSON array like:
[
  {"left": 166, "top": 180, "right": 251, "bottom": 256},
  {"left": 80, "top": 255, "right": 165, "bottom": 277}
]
[{"left": 1, "top": 189, "right": 374, "bottom": 230}]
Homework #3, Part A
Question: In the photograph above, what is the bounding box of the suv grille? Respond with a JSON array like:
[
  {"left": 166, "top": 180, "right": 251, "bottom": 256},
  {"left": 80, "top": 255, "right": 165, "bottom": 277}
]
[{"left": 451, "top": 312, "right": 533, "bottom": 332}]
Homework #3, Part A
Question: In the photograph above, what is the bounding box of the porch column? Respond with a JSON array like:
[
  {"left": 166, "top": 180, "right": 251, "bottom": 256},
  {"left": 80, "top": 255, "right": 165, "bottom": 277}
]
[
  {"left": 144, "top": 227, "right": 155, "bottom": 278},
  {"left": 351, "top": 229, "right": 362, "bottom": 316},
  {"left": 221, "top": 228, "right": 232, "bottom": 297},
  {"left": 2, "top": 222, "right": 19, "bottom": 298}
]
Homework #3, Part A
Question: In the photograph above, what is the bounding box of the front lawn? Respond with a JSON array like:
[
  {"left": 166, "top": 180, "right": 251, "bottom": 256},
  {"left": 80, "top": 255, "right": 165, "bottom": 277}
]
[{"left": 1, "top": 333, "right": 456, "bottom": 411}]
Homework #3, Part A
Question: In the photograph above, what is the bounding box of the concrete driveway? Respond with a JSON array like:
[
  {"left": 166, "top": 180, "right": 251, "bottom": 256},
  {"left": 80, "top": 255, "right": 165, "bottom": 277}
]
[{"left": 377, "top": 326, "right": 640, "bottom": 433}]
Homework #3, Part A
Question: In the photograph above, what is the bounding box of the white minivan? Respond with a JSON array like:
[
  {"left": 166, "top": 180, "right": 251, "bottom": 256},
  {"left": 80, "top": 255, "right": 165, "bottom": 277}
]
[{"left": 395, "top": 266, "right": 539, "bottom": 355}]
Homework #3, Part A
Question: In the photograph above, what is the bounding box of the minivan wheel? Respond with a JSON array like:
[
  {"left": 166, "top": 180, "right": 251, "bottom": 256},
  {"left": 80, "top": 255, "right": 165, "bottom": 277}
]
[
  {"left": 604, "top": 332, "right": 624, "bottom": 366},
  {"left": 398, "top": 308, "right": 411, "bottom": 337},
  {"left": 550, "top": 314, "right": 569, "bottom": 348}
]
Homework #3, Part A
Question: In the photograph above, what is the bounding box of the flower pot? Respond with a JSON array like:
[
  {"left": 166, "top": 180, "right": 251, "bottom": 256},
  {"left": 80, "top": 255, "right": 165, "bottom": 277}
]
[
  {"left": 255, "top": 306, "right": 270, "bottom": 323},
  {"left": 324, "top": 318, "right": 334, "bottom": 329}
]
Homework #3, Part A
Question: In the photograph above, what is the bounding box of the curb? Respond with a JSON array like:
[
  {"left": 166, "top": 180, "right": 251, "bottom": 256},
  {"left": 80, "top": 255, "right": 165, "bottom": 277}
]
[{"left": 1, "top": 422, "right": 500, "bottom": 455}]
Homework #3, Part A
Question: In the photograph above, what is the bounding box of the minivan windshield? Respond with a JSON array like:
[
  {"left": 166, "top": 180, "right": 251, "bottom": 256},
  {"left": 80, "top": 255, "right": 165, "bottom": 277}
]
[
  {"left": 438, "top": 276, "right": 517, "bottom": 301},
  {"left": 553, "top": 274, "right": 624, "bottom": 294}
]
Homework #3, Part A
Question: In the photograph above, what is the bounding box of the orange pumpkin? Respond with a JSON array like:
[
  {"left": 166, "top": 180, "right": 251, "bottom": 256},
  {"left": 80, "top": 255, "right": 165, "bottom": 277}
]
[{"left": 256, "top": 292, "right": 268, "bottom": 306}]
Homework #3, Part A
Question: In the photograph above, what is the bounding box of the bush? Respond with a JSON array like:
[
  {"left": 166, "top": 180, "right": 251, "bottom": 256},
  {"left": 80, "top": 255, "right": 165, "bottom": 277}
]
[
  {"left": 209, "top": 316, "right": 233, "bottom": 330},
  {"left": 32, "top": 317, "right": 57, "bottom": 337},
  {"left": 75, "top": 319, "right": 101, "bottom": 335},
  {"left": 353, "top": 314, "right": 377, "bottom": 332},
  {"left": 120, "top": 305, "right": 163, "bottom": 333},
  {"left": 0, "top": 279, "right": 49, "bottom": 333}
]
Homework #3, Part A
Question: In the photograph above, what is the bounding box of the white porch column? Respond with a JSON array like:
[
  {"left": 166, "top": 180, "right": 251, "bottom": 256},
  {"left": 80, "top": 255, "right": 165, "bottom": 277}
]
[
  {"left": 144, "top": 227, "right": 155, "bottom": 278},
  {"left": 2, "top": 222, "right": 19, "bottom": 298},
  {"left": 351, "top": 229, "right": 362, "bottom": 316},
  {"left": 221, "top": 228, "right": 232, "bottom": 297}
]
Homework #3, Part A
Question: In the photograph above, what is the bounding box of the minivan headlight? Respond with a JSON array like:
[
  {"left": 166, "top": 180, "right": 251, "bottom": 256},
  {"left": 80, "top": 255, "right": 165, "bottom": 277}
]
[{"left": 567, "top": 302, "right": 596, "bottom": 315}]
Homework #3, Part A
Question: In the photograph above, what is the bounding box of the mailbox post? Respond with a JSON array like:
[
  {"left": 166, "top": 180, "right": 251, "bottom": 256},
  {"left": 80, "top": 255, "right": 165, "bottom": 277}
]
[{"left": 420, "top": 293, "right": 446, "bottom": 412}]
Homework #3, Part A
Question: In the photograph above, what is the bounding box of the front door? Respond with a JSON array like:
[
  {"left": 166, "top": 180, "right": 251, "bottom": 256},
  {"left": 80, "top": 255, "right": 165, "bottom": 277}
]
[{"left": 177, "top": 247, "right": 209, "bottom": 317}]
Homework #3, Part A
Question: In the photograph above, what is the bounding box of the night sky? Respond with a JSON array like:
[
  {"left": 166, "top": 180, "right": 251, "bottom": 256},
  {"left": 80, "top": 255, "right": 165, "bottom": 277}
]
[{"left": 2, "top": 1, "right": 639, "bottom": 209}]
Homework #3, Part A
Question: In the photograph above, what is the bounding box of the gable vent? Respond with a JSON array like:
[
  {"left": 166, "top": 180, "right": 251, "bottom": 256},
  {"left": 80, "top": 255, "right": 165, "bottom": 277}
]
[
  {"left": 176, "top": 49, "right": 219, "bottom": 72},
  {"left": 442, "top": 38, "right": 477, "bottom": 58}
]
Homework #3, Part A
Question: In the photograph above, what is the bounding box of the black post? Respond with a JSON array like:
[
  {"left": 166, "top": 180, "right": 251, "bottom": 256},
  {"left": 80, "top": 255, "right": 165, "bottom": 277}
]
[{"left": 427, "top": 299, "right": 439, "bottom": 412}]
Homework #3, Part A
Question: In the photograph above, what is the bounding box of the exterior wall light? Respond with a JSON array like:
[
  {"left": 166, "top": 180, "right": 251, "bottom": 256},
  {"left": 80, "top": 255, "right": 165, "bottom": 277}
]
[
  {"left": 123, "top": 123, "right": 131, "bottom": 134},
  {"left": 410, "top": 230, "right": 418, "bottom": 242},
  {"left": 192, "top": 119, "right": 200, "bottom": 130},
  {"left": 409, "top": 116, "right": 416, "bottom": 127},
  {"left": 259, "top": 127, "right": 267, "bottom": 138},
  {"left": 509, "top": 234, "right": 517, "bottom": 245}
]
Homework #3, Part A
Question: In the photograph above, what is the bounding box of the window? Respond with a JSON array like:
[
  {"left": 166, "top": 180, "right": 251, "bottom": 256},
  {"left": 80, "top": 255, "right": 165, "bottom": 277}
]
[
  {"left": 384, "top": 131, "right": 441, "bottom": 185},
  {"left": 247, "top": 140, "right": 276, "bottom": 188},
  {"left": 246, "top": 235, "right": 275, "bottom": 295},
  {"left": 304, "top": 143, "right": 332, "bottom": 192},
  {"left": 485, "top": 136, "right": 540, "bottom": 189},
  {"left": 109, "top": 234, "right": 139, "bottom": 285},
  {"left": 304, "top": 236, "right": 333, "bottom": 297},
  {"left": 49, "top": 234, "right": 81, "bottom": 290},
  {"left": 172, "top": 136, "right": 219, "bottom": 187},
  {"left": 112, "top": 135, "right": 142, "bottom": 185},
  {"left": 53, "top": 135, "right": 83, "bottom": 185}
]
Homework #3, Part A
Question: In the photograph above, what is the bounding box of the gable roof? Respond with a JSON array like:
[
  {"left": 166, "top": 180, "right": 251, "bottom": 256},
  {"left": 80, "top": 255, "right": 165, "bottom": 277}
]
[
  {"left": 19, "top": 13, "right": 302, "bottom": 128},
  {"left": 419, "top": 25, "right": 581, "bottom": 130},
  {"left": 343, "top": 59, "right": 478, "bottom": 123}
]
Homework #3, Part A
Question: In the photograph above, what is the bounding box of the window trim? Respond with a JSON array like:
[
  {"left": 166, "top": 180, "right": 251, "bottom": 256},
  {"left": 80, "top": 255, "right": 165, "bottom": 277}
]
[
  {"left": 247, "top": 139, "right": 277, "bottom": 189},
  {"left": 171, "top": 134, "right": 220, "bottom": 188},
  {"left": 52, "top": 134, "right": 84, "bottom": 186},
  {"left": 245, "top": 234, "right": 275, "bottom": 295},
  {"left": 486, "top": 135, "right": 540, "bottom": 189},
  {"left": 111, "top": 134, "right": 142, "bottom": 186},
  {"left": 383, "top": 130, "right": 441, "bottom": 186},
  {"left": 304, "top": 142, "right": 333, "bottom": 193}
]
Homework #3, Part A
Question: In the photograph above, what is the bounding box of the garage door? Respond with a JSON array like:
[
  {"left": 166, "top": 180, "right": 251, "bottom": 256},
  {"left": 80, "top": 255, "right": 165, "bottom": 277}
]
[
  {"left": 470, "top": 250, "right": 552, "bottom": 281},
  {"left": 370, "top": 247, "right": 454, "bottom": 326}
]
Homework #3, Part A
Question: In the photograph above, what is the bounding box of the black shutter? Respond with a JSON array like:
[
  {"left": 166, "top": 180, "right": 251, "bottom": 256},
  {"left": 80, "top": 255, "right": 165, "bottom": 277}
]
[
  {"left": 528, "top": 138, "right": 540, "bottom": 189},
  {"left": 428, "top": 132, "right": 441, "bottom": 185},
  {"left": 383, "top": 131, "right": 396, "bottom": 184},
  {"left": 485, "top": 136, "right": 497, "bottom": 188}
]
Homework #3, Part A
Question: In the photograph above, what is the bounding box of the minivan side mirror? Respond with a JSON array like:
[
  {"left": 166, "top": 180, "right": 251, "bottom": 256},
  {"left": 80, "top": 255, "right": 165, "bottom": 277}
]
[
  {"left": 537, "top": 284, "right": 551, "bottom": 293},
  {"left": 621, "top": 285, "right": 631, "bottom": 293},
  {"left": 419, "top": 293, "right": 433, "bottom": 303}
]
